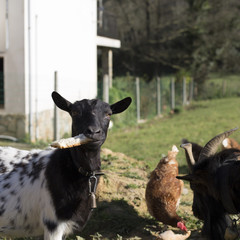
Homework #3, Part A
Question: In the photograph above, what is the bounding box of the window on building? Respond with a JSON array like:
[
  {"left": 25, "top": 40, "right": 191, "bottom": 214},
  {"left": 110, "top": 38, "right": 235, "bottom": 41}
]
[{"left": 0, "top": 58, "right": 4, "bottom": 108}]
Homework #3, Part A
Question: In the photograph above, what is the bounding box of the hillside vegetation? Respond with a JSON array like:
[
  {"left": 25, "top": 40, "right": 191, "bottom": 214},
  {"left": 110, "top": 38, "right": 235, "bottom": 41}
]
[{"left": 104, "top": 97, "right": 240, "bottom": 171}]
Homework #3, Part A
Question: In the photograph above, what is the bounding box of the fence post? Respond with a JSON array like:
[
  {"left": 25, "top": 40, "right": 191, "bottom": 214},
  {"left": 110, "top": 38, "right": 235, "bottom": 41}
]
[
  {"left": 156, "top": 76, "right": 161, "bottom": 115},
  {"left": 136, "top": 77, "right": 140, "bottom": 122},
  {"left": 171, "top": 77, "right": 175, "bottom": 110},
  {"left": 108, "top": 49, "right": 113, "bottom": 88},
  {"left": 53, "top": 71, "right": 59, "bottom": 140},
  {"left": 103, "top": 74, "right": 109, "bottom": 103},
  {"left": 189, "top": 78, "right": 194, "bottom": 101},
  {"left": 183, "top": 77, "right": 187, "bottom": 105}
]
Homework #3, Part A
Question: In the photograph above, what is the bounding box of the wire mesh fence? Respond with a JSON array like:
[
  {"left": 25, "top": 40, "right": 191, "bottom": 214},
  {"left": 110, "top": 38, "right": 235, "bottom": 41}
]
[
  {"left": 98, "top": 76, "right": 191, "bottom": 126},
  {"left": 97, "top": 75, "right": 240, "bottom": 126}
]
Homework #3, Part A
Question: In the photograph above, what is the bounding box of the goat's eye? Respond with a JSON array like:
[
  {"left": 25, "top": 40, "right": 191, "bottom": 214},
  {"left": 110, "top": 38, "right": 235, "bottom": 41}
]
[{"left": 106, "top": 113, "right": 112, "bottom": 119}]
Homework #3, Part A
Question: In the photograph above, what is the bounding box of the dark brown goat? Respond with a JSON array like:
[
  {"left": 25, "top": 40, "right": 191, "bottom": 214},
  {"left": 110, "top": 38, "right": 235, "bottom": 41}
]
[{"left": 178, "top": 128, "right": 240, "bottom": 240}]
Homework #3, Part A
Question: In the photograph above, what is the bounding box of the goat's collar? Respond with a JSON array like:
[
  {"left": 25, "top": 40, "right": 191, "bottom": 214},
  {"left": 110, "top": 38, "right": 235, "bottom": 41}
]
[
  {"left": 78, "top": 166, "right": 104, "bottom": 177},
  {"left": 69, "top": 147, "right": 103, "bottom": 177}
]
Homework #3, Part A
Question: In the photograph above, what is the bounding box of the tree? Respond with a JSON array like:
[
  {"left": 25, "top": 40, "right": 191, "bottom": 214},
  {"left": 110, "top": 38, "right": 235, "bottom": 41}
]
[
  {"left": 103, "top": 0, "right": 240, "bottom": 83},
  {"left": 105, "top": 0, "right": 190, "bottom": 78},
  {"left": 187, "top": 0, "right": 240, "bottom": 84}
]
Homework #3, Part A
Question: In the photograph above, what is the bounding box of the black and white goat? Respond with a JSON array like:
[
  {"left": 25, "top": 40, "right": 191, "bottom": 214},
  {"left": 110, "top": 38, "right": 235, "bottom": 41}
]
[
  {"left": 0, "top": 91, "right": 131, "bottom": 240},
  {"left": 178, "top": 128, "right": 240, "bottom": 240}
]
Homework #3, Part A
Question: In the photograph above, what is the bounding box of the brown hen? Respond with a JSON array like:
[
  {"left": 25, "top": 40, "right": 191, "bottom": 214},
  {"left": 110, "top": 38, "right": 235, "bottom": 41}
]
[
  {"left": 222, "top": 137, "right": 240, "bottom": 150},
  {"left": 145, "top": 145, "right": 187, "bottom": 231}
]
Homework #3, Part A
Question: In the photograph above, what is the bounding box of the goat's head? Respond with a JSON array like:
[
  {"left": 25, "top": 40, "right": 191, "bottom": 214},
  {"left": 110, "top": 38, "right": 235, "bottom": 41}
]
[
  {"left": 52, "top": 91, "right": 132, "bottom": 149},
  {"left": 177, "top": 127, "right": 239, "bottom": 192}
]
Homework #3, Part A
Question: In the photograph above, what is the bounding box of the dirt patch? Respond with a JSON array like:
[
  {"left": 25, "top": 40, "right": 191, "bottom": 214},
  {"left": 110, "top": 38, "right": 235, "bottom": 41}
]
[
  {"left": 96, "top": 148, "right": 148, "bottom": 215},
  {"left": 80, "top": 148, "right": 204, "bottom": 240}
]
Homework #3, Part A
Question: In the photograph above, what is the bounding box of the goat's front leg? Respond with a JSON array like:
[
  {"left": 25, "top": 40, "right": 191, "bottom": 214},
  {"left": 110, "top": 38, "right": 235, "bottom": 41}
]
[{"left": 44, "top": 226, "right": 64, "bottom": 240}]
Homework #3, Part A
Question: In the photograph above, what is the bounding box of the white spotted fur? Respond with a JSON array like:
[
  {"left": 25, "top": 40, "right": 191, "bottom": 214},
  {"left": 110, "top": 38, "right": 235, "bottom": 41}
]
[{"left": 0, "top": 146, "right": 74, "bottom": 239}]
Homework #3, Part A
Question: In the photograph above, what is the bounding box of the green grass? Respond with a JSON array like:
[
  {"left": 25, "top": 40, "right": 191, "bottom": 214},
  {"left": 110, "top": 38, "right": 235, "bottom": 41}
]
[
  {"left": 120, "top": 171, "right": 144, "bottom": 180},
  {"left": 104, "top": 97, "right": 240, "bottom": 172},
  {"left": 125, "top": 184, "right": 140, "bottom": 189},
  {"left": 201, "top": 74, "right": 240, "bottom": 99}
]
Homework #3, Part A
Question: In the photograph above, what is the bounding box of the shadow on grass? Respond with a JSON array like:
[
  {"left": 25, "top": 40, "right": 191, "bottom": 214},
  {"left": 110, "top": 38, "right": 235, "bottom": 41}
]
[{"left": 79, "top": 199, "right": 157, "bottom": 239}]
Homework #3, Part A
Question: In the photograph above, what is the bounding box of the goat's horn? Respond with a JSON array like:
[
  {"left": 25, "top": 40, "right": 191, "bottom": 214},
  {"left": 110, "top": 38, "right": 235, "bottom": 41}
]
[
  {"left": 198, "top": 127, "right": 238, "bottom": 162},
  {"left": 51, "top": 134, "right": 92, "bottom": 149},
  {"left": 180, "top": 143, "right": 195, "bottom": 173}
]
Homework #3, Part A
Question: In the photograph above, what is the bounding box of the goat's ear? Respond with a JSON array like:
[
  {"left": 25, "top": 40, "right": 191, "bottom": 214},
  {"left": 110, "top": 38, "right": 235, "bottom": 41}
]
[
  {"left": 52, "top": 91, "right": 72, "bottom": 113},
  {"left": 110, "top": 97, "right": 132, "bottom": 114}
]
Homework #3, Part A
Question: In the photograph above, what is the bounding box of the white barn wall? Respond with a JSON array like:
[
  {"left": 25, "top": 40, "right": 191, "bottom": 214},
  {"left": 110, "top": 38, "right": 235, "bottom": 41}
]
[
  {"left": 23, "top": 0, "right": 97, "bottom": 140},
  {"left": 0, "top": 0, "right": 104, "bottom": 140},
  {"left": 25, "top": 0, "right": 97, "bottom": 115}
]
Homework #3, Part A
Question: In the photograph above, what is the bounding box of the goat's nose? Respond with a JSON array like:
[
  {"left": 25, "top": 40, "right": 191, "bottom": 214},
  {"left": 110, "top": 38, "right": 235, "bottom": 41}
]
[{"left": 85, "top": 126, "right": 101, "bottom": 135}]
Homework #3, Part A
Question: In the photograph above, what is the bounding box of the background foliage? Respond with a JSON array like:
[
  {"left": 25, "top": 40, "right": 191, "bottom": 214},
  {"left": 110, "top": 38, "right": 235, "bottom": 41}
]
[{"left": 103, "top": 0, "right": 240, "bottom": 85}]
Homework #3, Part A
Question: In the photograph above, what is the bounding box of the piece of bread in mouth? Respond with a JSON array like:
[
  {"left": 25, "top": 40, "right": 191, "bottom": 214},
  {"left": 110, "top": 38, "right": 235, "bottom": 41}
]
[{"left": 51, "top": 134, "right": 92, "bottom": 149}]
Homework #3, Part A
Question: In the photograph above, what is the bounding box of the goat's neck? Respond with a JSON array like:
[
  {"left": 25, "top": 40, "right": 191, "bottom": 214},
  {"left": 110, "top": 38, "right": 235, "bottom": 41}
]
[{"left": 70, "top": 146, "right": 101, "bottom": 172}]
